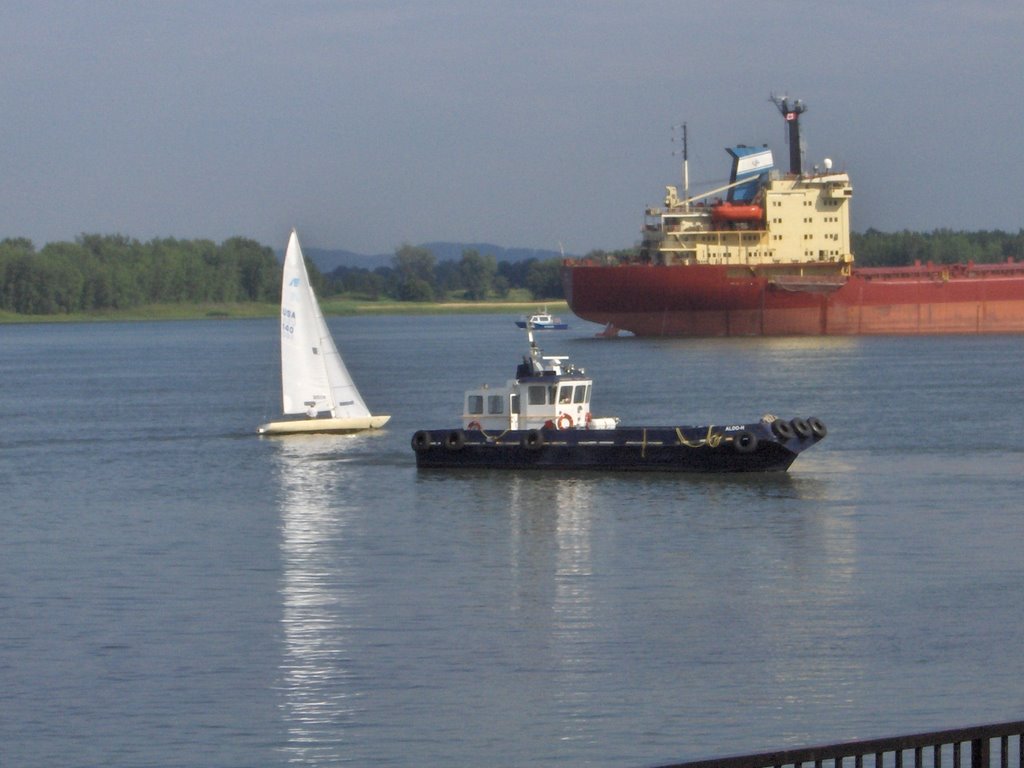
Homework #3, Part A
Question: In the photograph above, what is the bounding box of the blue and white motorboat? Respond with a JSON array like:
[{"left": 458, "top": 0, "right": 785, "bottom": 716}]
[{"left": 514, "top": 310, "right": 568, "bottom": 330}]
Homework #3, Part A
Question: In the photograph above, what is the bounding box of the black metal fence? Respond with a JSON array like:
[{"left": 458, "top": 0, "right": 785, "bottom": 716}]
[{"left": 649, "top": 721, "right": 1024, "bottom": 768}]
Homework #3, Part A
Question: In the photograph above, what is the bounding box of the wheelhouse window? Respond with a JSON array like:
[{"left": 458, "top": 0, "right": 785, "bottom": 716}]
[
  {"left": 558, "top": 386, "right": 573, "bottom": 404},
  {"left": 574, "top": 384, "right": 589, "bottom": 404},
  {"left": 488, "top": 395, "right": 503, "bottom": 414},
  {"left": 528, "top": 385, "right": 546, "bottom": 405},
  {"left": 467, "top": 395, "right": 484, "bottom": 415}
]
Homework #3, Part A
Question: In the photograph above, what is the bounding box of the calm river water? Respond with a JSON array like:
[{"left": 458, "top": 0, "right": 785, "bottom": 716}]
[{"left": 2, "top": 315, "right": 1022, "bottom": 767}]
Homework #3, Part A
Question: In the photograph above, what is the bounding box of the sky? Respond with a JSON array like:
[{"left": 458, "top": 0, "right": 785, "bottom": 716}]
[{"left": 2, "top": 1, "right": 1023, "bottom": 256}]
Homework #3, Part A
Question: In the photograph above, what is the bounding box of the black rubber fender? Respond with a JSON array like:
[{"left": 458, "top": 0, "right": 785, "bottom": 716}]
[
  {"left": 807, "top": 416, "right": 828, "bottom": 439},
  {"left": 444, "top": 430, "right": 465, "bottom": 451},
  {"left": 771, "top": 419, "right": 795, "bottom": 440},
  {"left": 790, "top": 417, "right": 813, "bottom": 439},
  {"left": 411, "top": 430, "right": 432, "bottom": 452},
  {"left": 520, "top": 429, "right": 545, "bottom": 451},
  {"left": 732, "top": 430, "right": 758, "bottom": 453}
]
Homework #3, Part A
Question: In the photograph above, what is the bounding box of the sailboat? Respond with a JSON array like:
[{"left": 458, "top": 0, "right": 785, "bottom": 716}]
[{"left": 257, "top": 229, "right": 390, "bottom": 435}]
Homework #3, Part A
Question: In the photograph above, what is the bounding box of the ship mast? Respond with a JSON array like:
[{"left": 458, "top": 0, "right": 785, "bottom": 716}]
[
  {"left": 771, "top": 95, "right": 806, "bottom": 175},
  {"left": 682, "top": 122, "right": 689, "bottom": 209},
  {"left": 672, "top": 122, "right": 690, "bottom": 211}
]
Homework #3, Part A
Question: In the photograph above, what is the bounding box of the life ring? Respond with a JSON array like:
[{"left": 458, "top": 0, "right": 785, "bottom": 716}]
[
  {"left": 556, "top": 413, "right": 573, "bottom": 430},
  {"left": 444, "top": 430, "right": 465, "bottom": 451},
  {"left": 790, "top": 418, "right": 812, "bottom": 439},
  {"left": 467, "top": 420, "right": 482, "bottom": 431},
  {"left": 411, "top": 430, "right": 432, "bottom": 452},
  {"left": 521, "top": 429, "right": 545, "bottom": 451},
  {"left": 732, "top": 430, "right": 758, "bottom": 453},
  {"left": 771, "top": 419, "right": 795, "bottom": 440},
  {"left": 807, "top": 416, "right": 828, "bottom": 439}
]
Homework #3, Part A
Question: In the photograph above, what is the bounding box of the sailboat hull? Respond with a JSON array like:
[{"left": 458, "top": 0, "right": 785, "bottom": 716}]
[{"left": 258, "top": 415, "right": 391, "bottom": 436}]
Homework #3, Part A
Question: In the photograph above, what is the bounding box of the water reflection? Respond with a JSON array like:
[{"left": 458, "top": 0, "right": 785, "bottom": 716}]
[
  {"left": 272, "top": 435, "right": 367, "bottom": 766},
  {"left": 274, "top": 445, "right": 870, "bottom": 763},
  {"left": 504, "top": 475, "right": 603, "bottom": 745},
  {"left": 551, "top": 479, "right": 599, "bottom": 742}
]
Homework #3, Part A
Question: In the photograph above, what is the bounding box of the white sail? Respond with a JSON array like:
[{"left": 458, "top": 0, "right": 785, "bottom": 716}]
[
  {"left": 259, "top": 229, "right": 388, "bottom": 435},
  {"left": 280, "top": 230, "right": 369, "bottom": 418}
]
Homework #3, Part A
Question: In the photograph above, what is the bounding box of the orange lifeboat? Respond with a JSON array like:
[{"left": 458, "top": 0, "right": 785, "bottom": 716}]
[{"left": 711, "top": 202, "right": 764, "bottom": 223}]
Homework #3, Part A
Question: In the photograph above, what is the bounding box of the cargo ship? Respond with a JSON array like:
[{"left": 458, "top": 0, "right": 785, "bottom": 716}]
[{"left": 561, "top": 98, "right": 1024, "bottom": 336}]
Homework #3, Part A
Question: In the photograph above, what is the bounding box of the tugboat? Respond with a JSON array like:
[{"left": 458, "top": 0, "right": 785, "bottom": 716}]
[{"left": 410, "top": 325, "right": 827, "bottom": 472}]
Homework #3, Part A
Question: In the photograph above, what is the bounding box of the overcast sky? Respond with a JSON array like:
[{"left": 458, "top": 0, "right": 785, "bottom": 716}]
[{"left": 3, "top": 1, "right": 1022, "bottom": 256}]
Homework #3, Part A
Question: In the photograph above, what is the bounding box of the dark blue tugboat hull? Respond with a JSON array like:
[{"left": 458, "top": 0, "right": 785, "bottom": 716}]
[{"left": 411, "top": 420, "right": 825, "bottom": 473}]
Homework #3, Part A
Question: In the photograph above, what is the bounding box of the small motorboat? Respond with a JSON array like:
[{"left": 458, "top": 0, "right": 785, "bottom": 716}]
[
  {"left": 514, "top": 310, "right": 568, "bottom": 330},
  {"left": 411, "top": 326, "right": 826, "bottom": 472}
]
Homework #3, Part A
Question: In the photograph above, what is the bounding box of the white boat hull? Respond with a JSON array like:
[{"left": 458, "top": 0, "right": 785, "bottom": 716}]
[{"left": 258, "top": 414, "right": 391, "bottom": 435}]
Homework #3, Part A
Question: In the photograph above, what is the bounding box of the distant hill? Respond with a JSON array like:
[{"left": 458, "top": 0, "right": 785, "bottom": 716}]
[{"left": 301, "top": 242, "right": 569, "bottom": 273}]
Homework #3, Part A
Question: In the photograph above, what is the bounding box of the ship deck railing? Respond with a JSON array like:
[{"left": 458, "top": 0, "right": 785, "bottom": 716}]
[
  {"left": 643, "top": 719, "right": 1024, "bottom": 768},
  {"left": 856, "top": 258, "right": 1024, "bottom": 281}
]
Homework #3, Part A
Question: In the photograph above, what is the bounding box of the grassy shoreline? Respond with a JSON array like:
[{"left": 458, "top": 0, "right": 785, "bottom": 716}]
[{"left": 0, "top": 299, "right": 569, "bottom": 324}]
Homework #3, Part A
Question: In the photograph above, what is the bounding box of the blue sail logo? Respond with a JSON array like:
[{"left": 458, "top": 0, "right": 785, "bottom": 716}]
[{"left": 288, "top": 277, "right": 301, "bottom": 287}]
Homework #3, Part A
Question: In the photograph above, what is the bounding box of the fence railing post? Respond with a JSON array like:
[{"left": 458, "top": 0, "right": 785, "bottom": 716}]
[{"left": 971, "top": 738, "right": 989, "bottom": 768}]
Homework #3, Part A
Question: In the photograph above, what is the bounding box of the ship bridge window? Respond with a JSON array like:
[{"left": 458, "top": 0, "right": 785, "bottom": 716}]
[
  {"left": 528, "top": 385, "right": 547, "bottom": 405},
  {"left": 488, "top": 395, "right": 504, "bottom": 414},
  {"left": 574, "top": 384, "right": 589, "bottom": 404},
  {"left": 467, "top": 395, "right": 484, "bottom": 415},
  {"left": 558, "top": 386, "right": 573, "bottom": 404},
  {"left": 511, "top": 394, "right": 520, "bottom": 414}
]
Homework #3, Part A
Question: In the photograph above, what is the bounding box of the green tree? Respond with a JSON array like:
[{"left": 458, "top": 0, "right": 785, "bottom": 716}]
[
  {"left": 493, "top": 274, "right": 511, "bottom": 298},
  {"left": 221, "top": 237, "right": 279, "bottom": 301},
  {"left": 331, "top": 266, "right": 388, "bottom": 299},
  {"left": 77, "top": 234, "right": 147, "bottom": 308},
  {"left": 0, "top": 238, "right": 37, "bottom": 311},
  {"left": 457, "top": 249, "right": 496, "bottom": 300},
  {"left": 36, "top": 242, "right": 86, "bottom": 312},
  {"left": 393, "top": 244, "right": 436, "bottom": 301},
  {"left": 524, "top": 258, "right": 565, "bottom": 300}
]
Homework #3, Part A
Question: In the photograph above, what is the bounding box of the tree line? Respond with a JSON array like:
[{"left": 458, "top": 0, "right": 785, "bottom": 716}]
[
  {"left": 851, "top": 228, "right": 1024, "bottom": 267},
  {"left": 0, "top": 236, "right": 578, "bottom": 315},
  {"left": 0, "top": 235, "right": 280, "bottom": 315},
  {"left": 323, "top": 244, "right": 582, "bottom": 303},
  {"left": 3, "top": 229, "right": 1022, "bottom": 315}
]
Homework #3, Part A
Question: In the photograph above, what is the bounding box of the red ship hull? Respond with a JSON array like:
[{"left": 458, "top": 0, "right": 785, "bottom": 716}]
[{"left": 561, "top": 260, "right": 1024, "bottom": 336}]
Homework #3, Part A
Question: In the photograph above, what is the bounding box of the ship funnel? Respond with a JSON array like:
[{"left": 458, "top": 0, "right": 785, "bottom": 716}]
[
  {"left": 771, "top": 95, "right": 807, "bottom": 175},
  {"left": 726, "top": 145, "right": 773, "bottom": 202}
]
